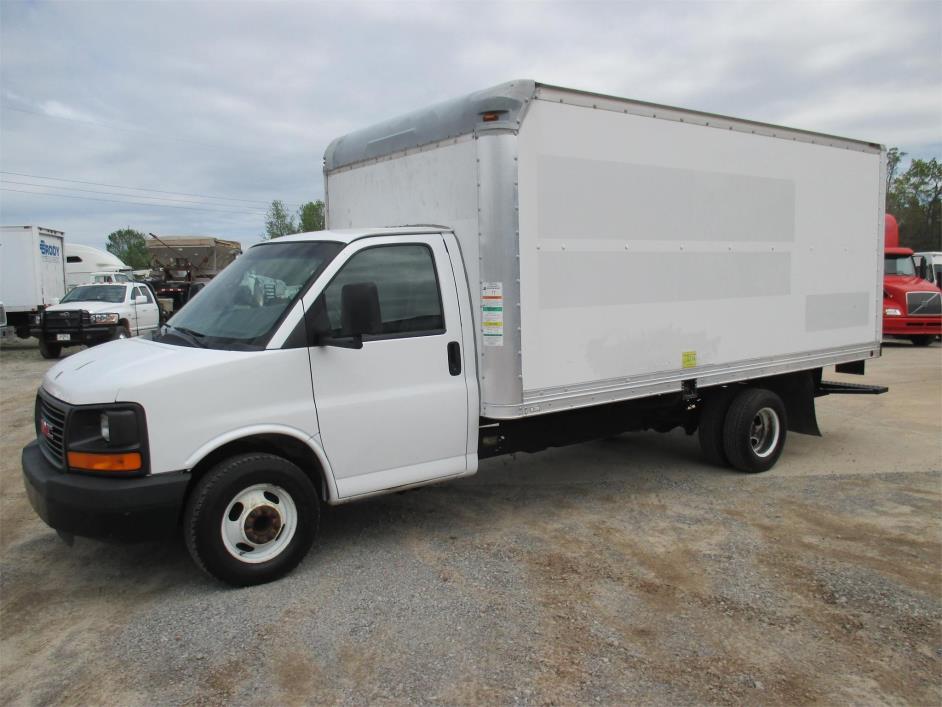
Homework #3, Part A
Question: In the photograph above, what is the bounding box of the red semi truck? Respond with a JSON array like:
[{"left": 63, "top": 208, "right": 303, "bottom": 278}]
[{"left": 882, "top": 214, "right": 941, "bottom": 346}]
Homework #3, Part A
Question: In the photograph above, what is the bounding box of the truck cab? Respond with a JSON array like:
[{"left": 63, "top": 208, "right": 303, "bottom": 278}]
[
  {"left": 882, "top": 215, "right": 942, "bottom": 346},
  {"left": 23, "top": 228, "right": 477, "bottom": 585},
  {"left": 31, "top": 282, "right": 161, "bottom": 358},
  {"left": 89, "top": 271, "right": 132, "bottom": 284}
]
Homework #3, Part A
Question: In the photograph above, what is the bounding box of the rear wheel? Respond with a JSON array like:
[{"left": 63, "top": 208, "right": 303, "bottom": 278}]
[
  {"left": 184, "top": 453, "right": 320, "bottom": 586},
  {"left": 38, "top": 339, "right": 61, "bottom": 359},
  {"left": 723, "top": 388, "right": 787, "bottom": 473},
  {"left": 698, "top": 387, "right": 738, "bottom": 467},
  {"left": 909, "top": 335, "right": 931, "bottom": 347}
]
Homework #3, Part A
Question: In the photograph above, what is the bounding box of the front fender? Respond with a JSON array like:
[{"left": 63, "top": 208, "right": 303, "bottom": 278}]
[{"left": 182, "top": 425, "right": 340, "bottom": 503}]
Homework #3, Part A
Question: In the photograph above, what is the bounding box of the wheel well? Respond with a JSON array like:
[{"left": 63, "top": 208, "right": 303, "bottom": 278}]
[{"left": 186, "top": 434, "right": 330, "bottom": 502}]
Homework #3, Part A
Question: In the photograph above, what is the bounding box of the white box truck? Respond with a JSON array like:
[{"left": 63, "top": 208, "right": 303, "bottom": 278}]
[
  {"left": 1, "top": 226, "right": 67, "bottom": 339},
  {"left": 22, "top": 81, "right": 887, "bottom": 586}
]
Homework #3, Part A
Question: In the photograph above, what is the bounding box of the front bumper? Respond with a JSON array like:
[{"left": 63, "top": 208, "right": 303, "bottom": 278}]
[
  {"left": 22, "top": 441, "right": 189, "bottom": 542},
  {"left": 883, "top": 316, "right": 942, "bottom": 336},
  {"left": 30, "top": 325, "right": 118, "bottom": 344}
]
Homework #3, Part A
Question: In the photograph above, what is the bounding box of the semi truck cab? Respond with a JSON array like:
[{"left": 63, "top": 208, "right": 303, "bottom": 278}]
[{"left": 882, "top": 215, "right": 942, "bottom": 346}]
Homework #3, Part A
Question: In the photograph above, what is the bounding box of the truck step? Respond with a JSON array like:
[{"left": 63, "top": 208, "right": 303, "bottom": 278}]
[{"left": 817, "top": 380, "right": 889, "bottom": 395}]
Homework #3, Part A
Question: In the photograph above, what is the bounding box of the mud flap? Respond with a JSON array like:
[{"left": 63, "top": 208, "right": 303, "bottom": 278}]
[{"left": 763, "top": 370, "right": 821, "bottom": 437}]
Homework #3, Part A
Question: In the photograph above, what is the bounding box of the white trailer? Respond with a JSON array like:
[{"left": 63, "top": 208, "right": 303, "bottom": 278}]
[
  {"left": 21, "top": 81, "right": 888, "bottom": 586},
  {"left": 0, "top": 225, "right": 67, "bottom": 338},
  {"left": 325, "top": 79, "right": 885, "bottom": 419},
  {"left": 65, "top": 243, "right": 131, "bottom": 290}
]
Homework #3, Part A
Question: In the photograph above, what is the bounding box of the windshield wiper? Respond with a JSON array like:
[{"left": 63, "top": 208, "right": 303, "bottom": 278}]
[{"left": 164, "top": 324, "right": 208, "bottom": 349}]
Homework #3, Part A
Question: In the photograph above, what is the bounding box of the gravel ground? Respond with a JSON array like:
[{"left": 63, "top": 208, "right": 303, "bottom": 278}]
[{"left": 1, "top": 337, "right": 940, "bottom": 705}]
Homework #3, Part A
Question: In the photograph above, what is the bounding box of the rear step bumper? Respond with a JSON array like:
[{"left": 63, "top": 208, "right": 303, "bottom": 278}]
[{"left": 816, "top": 381, "right": 889, "bottom": 396}]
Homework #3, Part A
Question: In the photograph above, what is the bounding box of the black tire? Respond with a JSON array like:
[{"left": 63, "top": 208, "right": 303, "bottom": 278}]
[
  {"left": 723, "top": 388, "right": 787, "bottom": 473},
  {"left": 909, "top": 335, "right": 931, "bottom": 347},
  {"left": 184, "top": 453, "right": 319, "bottom": 586},
  {"left": 697, "top": 386, "right": 738, "bottom": 467},
  {"left": 38, "top": 339, "right": 61, "bottom": 359},
  {"left": 111, "top": 324, "right": 131, "bottom": 341}
]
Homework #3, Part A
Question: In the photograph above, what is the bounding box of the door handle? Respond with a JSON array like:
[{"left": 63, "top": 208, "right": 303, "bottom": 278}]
[{"left": 447, "top": 341, "right": 461, "bottom": 376}]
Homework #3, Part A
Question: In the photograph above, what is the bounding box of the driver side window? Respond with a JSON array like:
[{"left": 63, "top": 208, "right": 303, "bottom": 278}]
[{"left": 317, "top": 244, "right": 445, "bottom": 338}]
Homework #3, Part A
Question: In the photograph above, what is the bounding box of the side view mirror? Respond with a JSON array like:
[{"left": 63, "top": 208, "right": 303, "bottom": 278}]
[
  {"left": 134, "top": 295, "right": 147, "bottom": 304},
  {"left": 312, "top": 282, "right": 381, "bottom": 350},
  {"left": 918, "top": 259, "right": 928, "bottom": 281}
]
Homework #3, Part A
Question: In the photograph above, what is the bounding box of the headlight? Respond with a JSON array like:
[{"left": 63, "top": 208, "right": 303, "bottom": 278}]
[
  {"left": 884, "top": 307, "right": 902, "bottom": 316},
  {"left": 90, "top": 313, "right": 120, "bottom": 324},
  {"left": 66, "top": 407, "right": 147, "bottom": 474}
]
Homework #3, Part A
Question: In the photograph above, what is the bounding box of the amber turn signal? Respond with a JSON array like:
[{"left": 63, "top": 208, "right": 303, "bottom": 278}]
[{"left": 67, "top": 451, "right": 142, "bottom": 472}]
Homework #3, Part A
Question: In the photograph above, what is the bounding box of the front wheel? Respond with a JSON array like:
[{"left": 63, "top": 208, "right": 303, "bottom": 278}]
[
  {"left": 909, "top": 335, "right": 932, "bottom": 347},
  {"left": 38, "top": 339, "right": 61, "bottom": 359},
  {"left": 723, "top": 388, "right": 787, "bottom": 473},
  {"left": 183, "top": 453, "right": 320, "bottom": 586},
  {"left": 111, "top": 324, "right": 130, "bottom": 341}
]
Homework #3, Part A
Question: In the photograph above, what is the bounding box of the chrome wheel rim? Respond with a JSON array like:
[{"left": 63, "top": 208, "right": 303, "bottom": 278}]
[
  {"left": 221, "top": 483, "right": 297, "bottom": 563},
  {"left": 750, "top": 407, "right": 780, "bottom": 458}
]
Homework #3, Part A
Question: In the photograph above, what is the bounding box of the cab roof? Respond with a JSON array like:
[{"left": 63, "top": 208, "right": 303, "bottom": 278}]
[{"left": 254, "top": 226, "right": 448, "bottom": 246}]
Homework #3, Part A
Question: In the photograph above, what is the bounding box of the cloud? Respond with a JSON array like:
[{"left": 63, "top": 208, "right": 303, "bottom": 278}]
[{"left": 0, "top": 0, "right": 939, "bottom": 251}]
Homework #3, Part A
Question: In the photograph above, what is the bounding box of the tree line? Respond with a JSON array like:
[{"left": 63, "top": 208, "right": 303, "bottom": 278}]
[
  {"left": 886, "top": 148, "right": 941, "bottom": 252},
  {"left": 263, "top": 200, "right": 325, "bottom": 239}
]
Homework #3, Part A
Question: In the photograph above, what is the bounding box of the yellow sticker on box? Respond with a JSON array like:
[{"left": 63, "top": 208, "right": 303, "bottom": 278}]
[{"left": 682, "top": 351, "right": 697, "bottom": 369}]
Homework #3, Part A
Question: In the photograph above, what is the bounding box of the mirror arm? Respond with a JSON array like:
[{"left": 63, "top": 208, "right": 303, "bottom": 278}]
[{"left": 314, "top": 333, "right": 363, "bottom": 350}]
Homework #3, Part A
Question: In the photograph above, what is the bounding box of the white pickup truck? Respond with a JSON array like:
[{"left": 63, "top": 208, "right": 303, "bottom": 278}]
[
  {"left": 30, "top": 282, "right": 161, "bottom": 359},
  {"left": 21, "top": 80, "right": 888, "bottom": 586}
]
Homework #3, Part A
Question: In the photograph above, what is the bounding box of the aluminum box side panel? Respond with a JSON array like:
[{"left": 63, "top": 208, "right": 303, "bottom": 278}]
[
  {"left": 324, "top": 137, "right": 484, "bottom": 343},
  {"left": 514, "top": 98, "right": 882, "bottom": 414}
]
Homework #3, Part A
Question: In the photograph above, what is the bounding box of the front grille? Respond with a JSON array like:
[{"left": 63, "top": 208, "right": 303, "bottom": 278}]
[
  {"left": 43, "top": 309, "right": 90, "bottom": 332},
  {"left": 37, "top": 394, "right": 67, "bottom": 467},
  {"left": 906, "top": 291, "right": 942, "bottom": 316}
]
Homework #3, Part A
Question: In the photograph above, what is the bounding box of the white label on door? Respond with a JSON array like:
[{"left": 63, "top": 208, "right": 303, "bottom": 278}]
[{"left": 481, "top": 281, "right": 503, "bottom": 347}]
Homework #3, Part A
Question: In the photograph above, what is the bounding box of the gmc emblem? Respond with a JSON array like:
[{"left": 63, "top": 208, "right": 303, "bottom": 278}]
[{"left": 40, "top": 418, "right": 52, "bottom": 440}]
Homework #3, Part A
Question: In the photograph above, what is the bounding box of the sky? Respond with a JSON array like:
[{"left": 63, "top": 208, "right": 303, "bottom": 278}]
[{"left": 1, "top": 0, "right": 940, "bottom": 254}]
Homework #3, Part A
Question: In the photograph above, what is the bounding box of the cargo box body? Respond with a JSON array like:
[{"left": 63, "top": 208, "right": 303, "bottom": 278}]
[
  {"left": 325, "top": 80, "right": 885, "bottom": 419},
  {"left": 0, "top": 225, "right": 67, "bottom": 313}
]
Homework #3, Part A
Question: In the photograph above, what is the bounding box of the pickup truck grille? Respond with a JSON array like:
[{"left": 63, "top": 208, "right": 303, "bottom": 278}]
[
  {"left": 36, "top": 393, "right": 67, "bottom": 467},
  {"left": 907, "top": 291, "right": 941, "bottom": 316},
  {"left": 43, "top": 309, "right": 91, "bottom": 331}
]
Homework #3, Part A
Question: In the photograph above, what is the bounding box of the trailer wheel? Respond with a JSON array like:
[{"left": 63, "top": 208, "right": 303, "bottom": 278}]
[
  {"left": 723, "top": 388, "right": 787, "bottom": 473},
  {"left": 697, "top": 387, "right": 738, "bottom": 467},
  {"left": 909, "top": 335, "right": 931, "bottom": 347},
  {"left": 38, "top": 340, "right": 61, "bottom": 359},
  {"left": 183, "top": 453, "right": 319, "bottom": 586}
]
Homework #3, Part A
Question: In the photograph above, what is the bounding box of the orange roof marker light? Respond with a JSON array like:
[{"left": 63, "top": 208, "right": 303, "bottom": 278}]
[{"left": 67, "top": 451, "right": 142, "bottom": 472}]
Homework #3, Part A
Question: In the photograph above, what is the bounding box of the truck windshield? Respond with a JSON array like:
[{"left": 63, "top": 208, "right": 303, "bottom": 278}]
[
  {"left": 162, "top": 240, "right": 342, "bottom": 350},
  {"left": 884, "top": 254, "right": 916, "bottom": 276},
  {"left": 61, "top": 285, "right": 126, "bottom": 303}
]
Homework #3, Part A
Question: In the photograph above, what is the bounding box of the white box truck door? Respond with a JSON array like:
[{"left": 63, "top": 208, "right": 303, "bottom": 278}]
[{"left": 308, "top": 234, "right": 471, "bottom": 498}]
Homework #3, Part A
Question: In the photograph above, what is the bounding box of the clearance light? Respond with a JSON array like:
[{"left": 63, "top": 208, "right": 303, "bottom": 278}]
[
  {"left": 68, "top": 451, "right": 142, "bottom": 472},
  {"left": 481, "top": 112, "right": 501, "bottom": 122}
]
